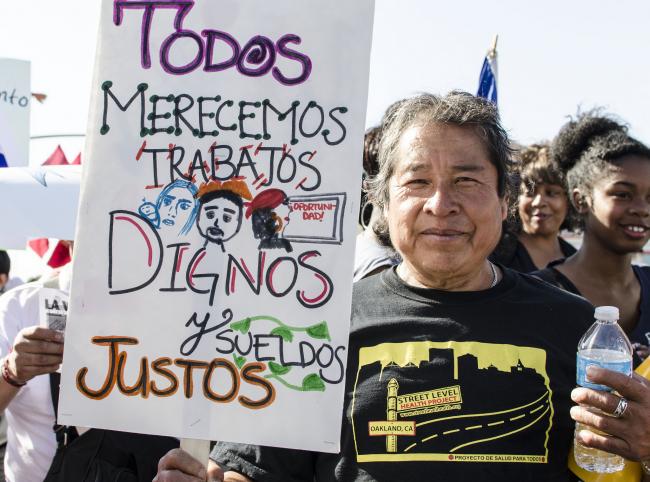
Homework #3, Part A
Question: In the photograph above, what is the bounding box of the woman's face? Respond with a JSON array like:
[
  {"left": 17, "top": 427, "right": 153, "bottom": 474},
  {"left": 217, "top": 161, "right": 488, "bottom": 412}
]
[
  {"left": 518, "top": 182, "right": 568, "bottom": 238},
  {"left": 385, "top": 123, "right": 507, "bottom": 285},
  {"left": 581, "top": 155, "right": 650, "bottom": 253}
]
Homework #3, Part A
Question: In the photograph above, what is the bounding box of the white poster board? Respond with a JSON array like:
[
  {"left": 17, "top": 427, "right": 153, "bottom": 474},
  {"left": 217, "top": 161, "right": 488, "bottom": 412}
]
[
  {"left": 0, "top": 166, "right": 81, "bottom": 248},
  {"left": 0, "top": 59, "right": 30, "bottom": 168},
  {"left": 59, "top": 0, "right": 374, "bottom": 453}
]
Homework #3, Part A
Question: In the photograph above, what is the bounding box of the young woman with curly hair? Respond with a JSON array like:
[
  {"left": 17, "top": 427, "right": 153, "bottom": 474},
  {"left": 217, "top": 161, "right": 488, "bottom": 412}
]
[{"left": 535, "top": 111, "right": 650, "bottom": 363}]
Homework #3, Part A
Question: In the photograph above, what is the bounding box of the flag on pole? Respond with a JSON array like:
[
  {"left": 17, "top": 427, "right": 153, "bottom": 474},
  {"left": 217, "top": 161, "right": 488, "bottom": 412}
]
[{"left": 477, "top": 35, "right": 498, "bottom": 105}]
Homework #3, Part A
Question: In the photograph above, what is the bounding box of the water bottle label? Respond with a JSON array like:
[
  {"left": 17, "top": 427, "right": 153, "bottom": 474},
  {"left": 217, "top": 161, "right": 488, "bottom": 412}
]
[{"left": 576, "top": 354, "right": 632, "bottom": 391}]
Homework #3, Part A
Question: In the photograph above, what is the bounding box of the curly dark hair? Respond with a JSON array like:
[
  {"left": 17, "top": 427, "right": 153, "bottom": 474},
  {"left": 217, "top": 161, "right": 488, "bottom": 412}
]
[
  {"left": 491, "top": 142, "right": 576, "bottom": 263},
  {"left": 360, "top": 126, "right": 382, "bottom": 227},
  {"left": 363, "top": 126, "right": 382, "bottom": 178},
  {"left": 367, "top": 91, "right": 514, "bottom": 248},
  {"left": 516, "top": 142, "right": 576, "bottom": 232},
  {"left": 0, "top": 250, "right": 9, "bottom": 276},
  {"left": 551, "top": 110, "right": 650, "bottom": 216},
  {"left": 519, "top": 143, "right": 563, "bottom": 187}
]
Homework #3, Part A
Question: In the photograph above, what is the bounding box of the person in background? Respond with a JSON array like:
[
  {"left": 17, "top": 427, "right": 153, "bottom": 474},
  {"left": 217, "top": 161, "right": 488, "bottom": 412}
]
[
  {"left": 0, "top": 251, "right": 23, "bottom": 295},
  {"left": 155, "top": 93, "right": 650, "bottom": 482},
  {"left": 490, "top": 143, "right": 576, "bottom": 272},
  {"left": 354, "top": 126, "right": 400, "bottom": 281},
  {"left": 534, "top": 111, "right": 650, "bottom": 364},
  {"left": 0, "top": 242, "right": 176, "bottom": 481},
  {"left": 0, "top": 243, "right": 72, "bottom": 481},
  {"left": 0, "top": 251, "right": 16, "bottom": 482}
]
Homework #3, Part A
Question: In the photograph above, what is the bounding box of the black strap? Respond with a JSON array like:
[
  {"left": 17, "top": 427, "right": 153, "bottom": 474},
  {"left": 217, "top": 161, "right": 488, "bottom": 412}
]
[
  {"left": 49, "top": 371, "right": 79, "bottom": 447},
  {"left": 44, "top": 276, "right": 79, "bottom": 447}
]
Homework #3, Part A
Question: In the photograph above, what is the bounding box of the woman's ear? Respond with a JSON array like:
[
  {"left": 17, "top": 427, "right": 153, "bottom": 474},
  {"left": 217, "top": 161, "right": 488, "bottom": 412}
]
[
  {"left": 572, "top": 189, "right": 591, "bottom": 214},
  {"left": 499, "top": 195, "right": 508, "bottom": 222}
]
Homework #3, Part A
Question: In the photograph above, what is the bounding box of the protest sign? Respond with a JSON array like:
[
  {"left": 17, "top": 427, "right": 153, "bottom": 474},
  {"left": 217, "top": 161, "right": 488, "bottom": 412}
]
[
  {"left": 0, "top": 58, "right": 30, "bottom": 168},
  {"left": 0, "top": 166, "right": 81, "bottom": 248},
  {"left": 58, "top": 0, "right": 374, "bottom": 453}
]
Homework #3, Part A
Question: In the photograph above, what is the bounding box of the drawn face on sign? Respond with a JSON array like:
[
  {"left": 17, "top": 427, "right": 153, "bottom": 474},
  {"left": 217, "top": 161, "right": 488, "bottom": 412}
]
[
  {"left": 246, "top": 189, "right": 293, "bottom": 252},
  {"left": 155, "top": 180, "right": 199, "bottom": 235},
  {"left": 253, "top": 201, "right": 290, "bottom": 238},
  {"left": 275, "top": 201, "right": 291, "bottom": 232},
  {"left": 142, "top": 179, "right": 199, "bottom": 235},
  {"left": 138, "top": 201, "right": 160, "bottom": 228},
  {"left": 159, "top": 187, "right": 194, "bottom": 227},
  {"left": 197, "top": 191, "right": 243, "bottom": 247}
]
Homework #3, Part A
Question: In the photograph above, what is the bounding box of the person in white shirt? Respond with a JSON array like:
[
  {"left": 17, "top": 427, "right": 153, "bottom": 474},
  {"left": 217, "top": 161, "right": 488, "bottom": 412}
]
[{"left": 0, "top": 249, "right": 71, "bottom": 482}]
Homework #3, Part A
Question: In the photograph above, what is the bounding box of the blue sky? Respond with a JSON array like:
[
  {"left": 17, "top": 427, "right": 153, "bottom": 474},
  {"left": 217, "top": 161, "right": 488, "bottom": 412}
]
[
  {"left": 368, "top": 1, "right": 650, "bottom": 144},
  {"left": 2, "top": 0, "right": 649, "bottom": 153}
]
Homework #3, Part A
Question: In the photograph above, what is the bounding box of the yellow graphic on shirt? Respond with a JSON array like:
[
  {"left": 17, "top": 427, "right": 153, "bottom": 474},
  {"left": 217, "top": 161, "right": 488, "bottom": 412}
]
[
  {"left": 351, "top": 341, "right": 553, "bottom": 464},
  {"left": 368, "top": 421, "right": 416, "bottom": 437},
  {"left": 397, "top": 384, "right": 463, "bottom": 416}
]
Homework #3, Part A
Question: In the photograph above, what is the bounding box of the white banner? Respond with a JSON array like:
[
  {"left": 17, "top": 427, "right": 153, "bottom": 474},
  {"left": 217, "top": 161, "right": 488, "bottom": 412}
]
[
  {"left": 0, "top": 59, "right": 30, "bottom": 168},
  {"left": 0, "top": 166, "right": 81, "bottom": 248},
  {"left": 59, "top": 0, "right": 374, "bottom": 453}
]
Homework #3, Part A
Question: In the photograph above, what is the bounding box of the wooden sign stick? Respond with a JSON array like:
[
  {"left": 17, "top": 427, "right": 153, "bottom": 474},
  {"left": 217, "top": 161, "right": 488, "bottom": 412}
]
[{"left": 181, "top": 438, "right": 211, "bottom": 469}]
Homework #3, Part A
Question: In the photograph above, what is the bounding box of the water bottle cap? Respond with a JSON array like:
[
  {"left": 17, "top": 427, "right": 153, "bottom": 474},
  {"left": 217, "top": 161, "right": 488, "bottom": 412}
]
[{"left": 594, "top": 306, "right": 619, "bottom": 321}]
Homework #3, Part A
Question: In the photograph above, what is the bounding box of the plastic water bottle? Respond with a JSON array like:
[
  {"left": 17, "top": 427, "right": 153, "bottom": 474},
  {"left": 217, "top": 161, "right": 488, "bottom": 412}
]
[{"left": 574, "top": 306, "right": 633, "bottom": 473}]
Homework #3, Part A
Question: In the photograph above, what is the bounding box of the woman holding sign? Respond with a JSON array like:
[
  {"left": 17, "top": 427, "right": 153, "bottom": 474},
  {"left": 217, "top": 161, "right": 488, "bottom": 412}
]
[{"left": 156, "top": 92, "right": 650, "bottom": 482}]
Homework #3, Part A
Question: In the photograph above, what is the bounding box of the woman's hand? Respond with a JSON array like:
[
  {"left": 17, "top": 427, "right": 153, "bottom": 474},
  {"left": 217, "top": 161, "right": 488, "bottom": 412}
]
[
  {"left": 6, "top": 326, "right": 64, "bottom": 383},
  {"left": 571, "top": 365, "right": 650, "bottom": 461}
]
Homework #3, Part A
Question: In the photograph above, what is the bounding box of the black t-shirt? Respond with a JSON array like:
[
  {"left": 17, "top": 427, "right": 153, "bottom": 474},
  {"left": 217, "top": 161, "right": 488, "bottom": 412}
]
[
  {"left": 211, "top": 267, "right": 592, "bottom": 481},
  {"left": 534, "top": 262, "right": 650, "bottom": 367}
]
